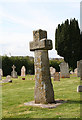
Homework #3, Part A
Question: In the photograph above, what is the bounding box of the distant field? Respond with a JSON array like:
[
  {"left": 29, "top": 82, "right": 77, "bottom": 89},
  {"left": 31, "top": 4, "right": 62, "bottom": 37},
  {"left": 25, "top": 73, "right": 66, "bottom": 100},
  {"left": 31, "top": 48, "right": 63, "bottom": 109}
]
[{"left": 1, "top": 75, "right": 81, "bottom": 119}]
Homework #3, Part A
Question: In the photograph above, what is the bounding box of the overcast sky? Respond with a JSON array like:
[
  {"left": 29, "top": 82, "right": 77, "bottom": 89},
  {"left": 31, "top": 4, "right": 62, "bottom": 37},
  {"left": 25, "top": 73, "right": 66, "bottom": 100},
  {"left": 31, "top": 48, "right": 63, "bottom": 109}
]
[{"left": 0, "top": 0, "right": 81, "bottom": 58}]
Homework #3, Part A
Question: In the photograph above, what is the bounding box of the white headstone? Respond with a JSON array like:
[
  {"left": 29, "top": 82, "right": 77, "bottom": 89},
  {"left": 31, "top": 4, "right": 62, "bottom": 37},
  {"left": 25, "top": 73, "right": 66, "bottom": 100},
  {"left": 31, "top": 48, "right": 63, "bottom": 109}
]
[{"left": 21, "top": 66, "right": 26, "bottom": 76}]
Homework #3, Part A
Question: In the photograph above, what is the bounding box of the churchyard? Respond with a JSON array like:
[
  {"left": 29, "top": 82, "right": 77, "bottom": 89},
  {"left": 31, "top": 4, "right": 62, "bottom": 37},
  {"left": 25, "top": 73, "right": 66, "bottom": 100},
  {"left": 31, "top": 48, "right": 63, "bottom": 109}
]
[
  {"left": 0, "top": 29, "right": 82, "bottom": 119},
  {"left": 1, "top": 75, "right": 80, "bottom": 119}
]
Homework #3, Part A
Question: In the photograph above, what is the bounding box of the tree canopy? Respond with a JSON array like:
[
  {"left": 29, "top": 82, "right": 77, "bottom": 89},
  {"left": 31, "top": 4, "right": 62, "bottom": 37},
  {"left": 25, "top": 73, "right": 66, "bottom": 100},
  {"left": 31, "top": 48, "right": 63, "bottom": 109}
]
[{"left": 55, "top": 18, "right": 82, "bottom": 70}]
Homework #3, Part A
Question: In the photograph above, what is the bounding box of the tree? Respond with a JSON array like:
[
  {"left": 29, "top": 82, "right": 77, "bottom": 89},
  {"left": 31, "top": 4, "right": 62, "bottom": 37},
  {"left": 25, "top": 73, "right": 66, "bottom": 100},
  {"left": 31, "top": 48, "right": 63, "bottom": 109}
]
[{"left": 55, "top": 18, "right": 81, "bottom": 70}]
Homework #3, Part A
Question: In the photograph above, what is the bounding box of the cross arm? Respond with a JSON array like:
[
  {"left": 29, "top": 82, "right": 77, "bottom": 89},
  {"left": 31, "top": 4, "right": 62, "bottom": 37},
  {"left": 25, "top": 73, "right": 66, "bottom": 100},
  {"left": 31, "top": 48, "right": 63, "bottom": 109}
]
[{"left": 30, "top": 38, "right": 53, "bottom": 51}]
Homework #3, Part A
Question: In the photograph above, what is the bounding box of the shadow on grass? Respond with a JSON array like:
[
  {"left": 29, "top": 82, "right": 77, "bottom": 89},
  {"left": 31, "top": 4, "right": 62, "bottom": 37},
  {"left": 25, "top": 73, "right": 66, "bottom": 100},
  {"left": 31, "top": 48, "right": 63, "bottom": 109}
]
[
  {"left": 67, "top": 100, "right": 82, "bottom": 104},
  {"left": 1, "top": 118, "right": 81, "bottom": 120}
]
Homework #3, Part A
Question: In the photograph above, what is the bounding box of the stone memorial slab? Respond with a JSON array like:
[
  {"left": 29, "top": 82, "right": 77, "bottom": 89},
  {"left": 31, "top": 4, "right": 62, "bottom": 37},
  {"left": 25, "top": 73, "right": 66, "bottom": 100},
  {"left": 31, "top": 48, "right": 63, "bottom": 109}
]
[
  {"left": 54, "top": 72, "right": 60, "bottom": 81},
  {"left": 11, "top": 65, "right": 18, "bottom": 78},
  {"left": 60, "top": 61, "right": 70, "bottom": 78},
  {"left": 0, "top": 69, "right": 3, "bottom": 77},
  {"left": 2, "top": 75, "right": 12, "bottom": 83},
  {"left": 29, "top": 29, "right": 54, "bottom": 104},
  {"left": 0, "top": 73, "right": 1, "bottom": 80},
  {"left": 79, "top": 60, "right": 82, "bottom": 80},
  {"left": 74, "top": 68, "right": 77, "bottom": 75},
  {"left": 77, "top": 60, "right": 82, "bottom": 79},
  {"left": 21, "top": 66, "right": 26, "bottom": 76},
  {"left": 50, "top": 67, "right": 56, "bottom": 77},
  {"left": 77, "top": 61, "right": 80, "bottom": 77}
]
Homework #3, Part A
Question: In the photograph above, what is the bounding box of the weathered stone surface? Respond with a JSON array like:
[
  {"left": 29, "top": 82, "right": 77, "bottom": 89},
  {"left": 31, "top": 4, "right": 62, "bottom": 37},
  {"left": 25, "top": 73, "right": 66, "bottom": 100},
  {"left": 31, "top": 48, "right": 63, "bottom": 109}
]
[
  {"left": 60, "top": 61, "right": 70, "bottom": 78},
  {"left": 77, "top": 61, "right": 80, "bottom": 77},
  {"left": 2, "top": 75, "right": 12, "bottom": 83},
  {"left": 77, "top": 60, "right": 82, "bottom": 79},
  {"left": 0, "top": 69, "right": 3, "bottom": 77},
  {"left": 30, "top": 39, "right": 53, "bottom": 51},
  {"left": 50, "top": 67, "right": 56, "bottom": 77},
  {"left": 79, "top": 60, "right": 82, "bottom": 80},
  {"left": 77, "top": 85, "right": 82, "bottom": 92},
  {"left": 21, "top": 66, "right": 26, "bottom": 76},
  {"left": 54, "top": 72, "right": 60, "bottom": 81},
  {"left": 11, "top": 65, "right": 18, "bottom": 78},
  {"left": 30, "top": 29, "right": 54, "bottom": 104},
  {"left": 74, "top": 68, "right": 77, "bottom": 75}
]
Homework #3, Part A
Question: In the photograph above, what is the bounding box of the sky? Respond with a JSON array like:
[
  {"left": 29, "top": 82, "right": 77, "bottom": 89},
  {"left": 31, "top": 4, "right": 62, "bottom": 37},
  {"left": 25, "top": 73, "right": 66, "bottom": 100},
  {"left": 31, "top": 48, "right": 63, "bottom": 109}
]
[{"left": 0, "top": 0, "right": 81, "bottom": 58}]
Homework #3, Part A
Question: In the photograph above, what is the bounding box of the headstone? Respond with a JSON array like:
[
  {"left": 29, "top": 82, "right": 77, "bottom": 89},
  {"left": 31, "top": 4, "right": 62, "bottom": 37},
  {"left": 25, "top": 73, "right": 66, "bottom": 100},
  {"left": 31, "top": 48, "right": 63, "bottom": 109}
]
[
  {"left": 2, "top": 75, "right": 12, "bottom": 83},
  {"left": 30, "top": 29, "right": 54, "bottom": 104},
  {"left": 0, "top": 69, "right": 3, "bottom": 76},
  {"left": 11, "top": 65, "right": 18, "bottom": 78},
  {"left": 77, "top": 85, "right": 82, "bottom": 92},
  {"left": 0, "top": 73, "right": 1, "bottom": 80},
  {"left": 77, "top": 61, "right": 80, "bottom": 77},
  {"left": 70, "top": 71, "right": 74, "bottom": 74},
  {"left": 74, "top": 68, "right": 77, "bottom": 75},
  {"left": 21, "top": 66, "right": 26, "bottom": 76},
  {"left": 54, "top": 72, "right": 60, "bottom": 81},
  {"left": 50, "top": 67, "right": 56, "bottom": 77},
  {"left": 60, "top": 61, "right": 70, "bottom": 78},
  {"left": 79, "top": 60, "right": 82, "bottom": 80}
]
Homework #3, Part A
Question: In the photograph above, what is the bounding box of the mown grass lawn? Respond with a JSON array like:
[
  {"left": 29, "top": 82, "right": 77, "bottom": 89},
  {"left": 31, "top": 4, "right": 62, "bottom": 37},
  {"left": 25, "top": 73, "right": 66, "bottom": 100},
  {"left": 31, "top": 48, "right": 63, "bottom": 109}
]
[{"left": 1, "top": 75, "right": 81, "bottom": 119}]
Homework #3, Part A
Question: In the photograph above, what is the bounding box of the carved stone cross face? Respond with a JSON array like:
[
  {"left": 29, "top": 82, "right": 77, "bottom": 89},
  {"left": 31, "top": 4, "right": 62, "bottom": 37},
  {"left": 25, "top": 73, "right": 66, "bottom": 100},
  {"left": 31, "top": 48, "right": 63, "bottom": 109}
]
[
  {"left": 12, "top": 65, "right": 16, "bottom": 71},
  {"left": 30, "top": 29, "right": 53, "bottom": 51}
]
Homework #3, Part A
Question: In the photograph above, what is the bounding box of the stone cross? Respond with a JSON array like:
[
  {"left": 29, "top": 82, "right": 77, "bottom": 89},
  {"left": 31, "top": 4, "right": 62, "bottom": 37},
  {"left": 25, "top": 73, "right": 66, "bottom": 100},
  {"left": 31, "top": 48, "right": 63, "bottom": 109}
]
[
  {"left": 12, "top": 65, "right": 16, "bottom": 72},
  {"left": 30, "top": 29, "right": 54, "bottom": 104},
  {"left": 11, "top": 65, "right": 18, "bottom": 78}
]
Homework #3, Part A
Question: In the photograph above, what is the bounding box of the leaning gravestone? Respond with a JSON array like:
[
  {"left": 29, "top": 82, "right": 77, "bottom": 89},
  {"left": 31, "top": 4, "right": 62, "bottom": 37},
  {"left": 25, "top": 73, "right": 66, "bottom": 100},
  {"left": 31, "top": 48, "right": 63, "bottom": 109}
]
[
  {"left": 11, "top": 65, "right": 18, "bottom": 78},
  {"left": 21, "top": 66, "right": 26, "bottom": 76},
  {"left": 30, "top": 29, "right": 54, "bottom": 104},
  {"left": 60, "top": 61, "right": 70, "bottom": 78}
]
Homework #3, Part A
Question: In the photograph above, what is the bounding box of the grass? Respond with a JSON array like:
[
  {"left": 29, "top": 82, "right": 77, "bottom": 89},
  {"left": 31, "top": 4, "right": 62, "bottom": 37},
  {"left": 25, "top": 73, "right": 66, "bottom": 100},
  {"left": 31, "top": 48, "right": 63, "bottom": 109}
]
[{"left": 1, "top": 75, "right": 81, "bottom": 119}]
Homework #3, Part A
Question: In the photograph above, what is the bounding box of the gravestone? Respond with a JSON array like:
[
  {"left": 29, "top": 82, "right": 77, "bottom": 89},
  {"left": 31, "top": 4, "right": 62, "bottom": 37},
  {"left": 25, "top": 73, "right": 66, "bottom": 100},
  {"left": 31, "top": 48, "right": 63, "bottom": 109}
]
[
  {"left": 0, "top": 69, "right": 3, "bottom": 80},
  {"left": 11, "top": 65, "right": 18, "bottom": 78},
  {"left": 77, "top": 61, "right": 80, "bottom": 77},
  {"left": 21, "top": 66, "right": 26, "bottom": 76},
  {"left": 60, "top": 61, "right": 70, "bottom": 78},
  {"left": 54, "top": 72, "right": 60, "bottom": 81},
  {"left": 79, "top": 60, "right": 82, "bottom": 80},
  {"left": 2, "top": 75, "right": 12, "bottom": 83},
  {"left": 77, "top": 60, "right": 82, "bottom": 79},
  {"left": 0, "top": 69, "right": 3, "bottom": 77},
  {"left": 0, "top": 73, "right": 1, "bottom": 80},
  {"left": 50, "top": 67, "right": 56, "bottom": 77},
  {"left": 30, "top": 29, "right": 54, "bottom": 104},
  {"left": 74, "top": 68, "right": 77, "bottom": 75}
]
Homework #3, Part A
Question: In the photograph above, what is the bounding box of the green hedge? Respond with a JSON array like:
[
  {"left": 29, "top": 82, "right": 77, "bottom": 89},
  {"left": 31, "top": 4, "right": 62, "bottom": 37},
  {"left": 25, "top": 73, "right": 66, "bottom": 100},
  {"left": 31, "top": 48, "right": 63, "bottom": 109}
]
[
  {"left": 49, "top": 59, "right": 63, "bottom": 72},
  {"left": 2, "top": 56, "right": 63, "bottom": 76},
  {"left": 2, "top": 56, "right": 34, "bottom": 76}
]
